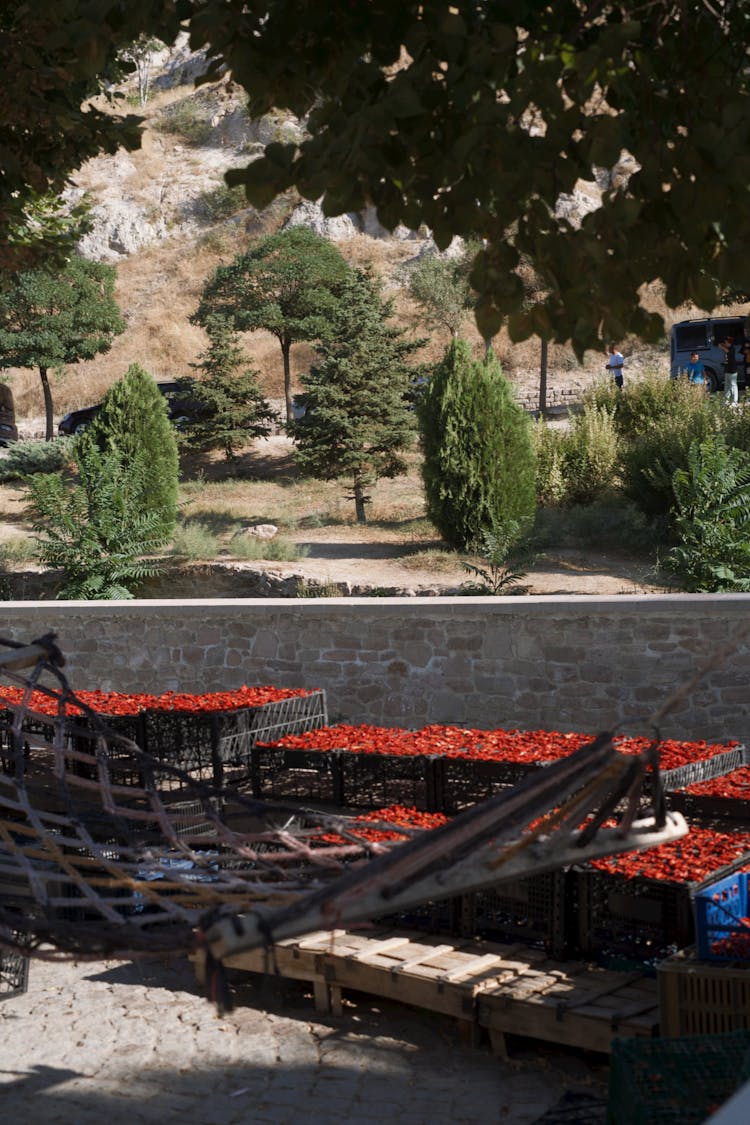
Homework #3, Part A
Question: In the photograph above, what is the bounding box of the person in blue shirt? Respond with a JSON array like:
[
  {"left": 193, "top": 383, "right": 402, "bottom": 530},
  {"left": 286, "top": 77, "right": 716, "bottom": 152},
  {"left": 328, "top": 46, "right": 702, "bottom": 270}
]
[{"left": 686, "top": 352, "right": 705, "bottom": 386}]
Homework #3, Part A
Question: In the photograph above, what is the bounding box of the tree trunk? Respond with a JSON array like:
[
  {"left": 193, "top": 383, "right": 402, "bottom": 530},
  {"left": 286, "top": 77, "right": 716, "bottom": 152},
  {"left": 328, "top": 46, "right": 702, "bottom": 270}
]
[
  {"left": 353, "top": 479, "right": 368, "bottom": 524},
  {"left": 40, "top": 366, "right": 54, "bottom": 441},
  {"left": 282, "top": 339, "right": 293, "bottom": 423},
  {"left": 539, "top": 336, "right": 548, "bottom": 417}
]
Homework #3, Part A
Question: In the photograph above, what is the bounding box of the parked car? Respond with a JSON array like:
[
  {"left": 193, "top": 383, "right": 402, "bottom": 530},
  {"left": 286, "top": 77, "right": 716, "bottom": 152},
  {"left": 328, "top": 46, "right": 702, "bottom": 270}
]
[
  {"left": 58, "top": 381, "right": 210, "bottom": 436},
  {"left": 0, "top": 383, "right": 18, "bottom": 446},
  {"left": 670, "top": 315, "right": 749, "bottom": 394}
]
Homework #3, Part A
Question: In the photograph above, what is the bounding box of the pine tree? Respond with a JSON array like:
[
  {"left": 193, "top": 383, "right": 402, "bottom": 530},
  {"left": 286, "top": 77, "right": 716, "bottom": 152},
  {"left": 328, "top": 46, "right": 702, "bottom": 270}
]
[
  {"left": 0, "top": 256, "right": 124, "bottom": 440},
  {"left": 291, "top": 268, "right": 424, "bottom": 523},
  {"left": 180, "top": 317, "right": 278, "bottom": 461},
  {"left": 192, "top": 227, "right": 350, "bottom": 422},
  {"left": 80, "top": 363, "right": 178, "bottom": 539},
  {"left": 420, "top": 339, "right": 536, "bottom": 550}
]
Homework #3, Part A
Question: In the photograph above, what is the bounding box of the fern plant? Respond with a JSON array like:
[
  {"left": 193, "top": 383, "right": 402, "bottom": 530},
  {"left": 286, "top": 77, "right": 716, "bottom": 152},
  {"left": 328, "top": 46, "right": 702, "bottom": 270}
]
[
  {"left": 27, "top": 445, "right": 168, "bottom": 599},
  {"left": 667, "top": 435, "right": 750, "bottom": 592},
  {"left": 460, "top": 525, "right": 531, "bottom": 595}
]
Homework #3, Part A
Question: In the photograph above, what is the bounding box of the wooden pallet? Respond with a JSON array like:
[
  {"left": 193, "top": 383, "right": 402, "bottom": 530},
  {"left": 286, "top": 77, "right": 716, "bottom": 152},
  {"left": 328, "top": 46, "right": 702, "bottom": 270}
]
[{"left": 193, "top": 927, "right": 659, "bottom": 1056}]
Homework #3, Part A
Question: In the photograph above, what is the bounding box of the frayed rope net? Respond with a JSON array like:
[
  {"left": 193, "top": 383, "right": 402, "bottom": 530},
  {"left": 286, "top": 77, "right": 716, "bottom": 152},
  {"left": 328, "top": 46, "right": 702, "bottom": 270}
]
[{"left": 0, "top": 634, "right": 425, "bottom": 962}]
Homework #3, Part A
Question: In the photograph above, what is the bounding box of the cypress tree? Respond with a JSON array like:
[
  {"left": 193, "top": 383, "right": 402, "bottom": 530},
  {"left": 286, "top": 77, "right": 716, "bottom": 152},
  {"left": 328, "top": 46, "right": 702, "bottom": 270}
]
[
  {"left": 80, "top": 363, "right": 178, "bottom": 539},
  {"left": 419, "top": 339, "right": 536, "bottom": 550}
]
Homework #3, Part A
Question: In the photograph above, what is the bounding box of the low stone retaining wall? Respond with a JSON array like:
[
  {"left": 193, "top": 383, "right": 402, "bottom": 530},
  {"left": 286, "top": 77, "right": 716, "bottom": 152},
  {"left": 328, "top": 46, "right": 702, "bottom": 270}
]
[{"left": 0, "top": 595, "right": 748, "bottom": 742}]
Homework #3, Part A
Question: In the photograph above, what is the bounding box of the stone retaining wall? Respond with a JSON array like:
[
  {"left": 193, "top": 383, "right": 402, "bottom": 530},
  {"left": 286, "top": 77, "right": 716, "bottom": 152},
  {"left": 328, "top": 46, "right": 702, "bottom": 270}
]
[{"left": 1, "top": 595, "right": 748, "bottom": 742}]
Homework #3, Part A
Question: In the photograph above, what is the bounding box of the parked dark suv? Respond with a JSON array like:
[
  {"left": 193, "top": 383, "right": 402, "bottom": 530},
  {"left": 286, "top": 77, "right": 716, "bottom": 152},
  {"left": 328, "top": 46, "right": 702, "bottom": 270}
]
[
  {"left": 58, "top": 381, "right": 209, "bottom": 436},
  {"left": 670, "top": 315, "right": 749, "bottom": 394}
]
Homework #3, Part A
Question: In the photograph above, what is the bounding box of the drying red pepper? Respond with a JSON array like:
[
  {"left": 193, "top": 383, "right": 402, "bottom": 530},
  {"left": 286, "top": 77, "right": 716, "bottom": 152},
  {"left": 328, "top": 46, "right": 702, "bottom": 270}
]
[
  {"left": 0, "top": 684, "right": 315, "bottom": 718},
  {"left": 258, "top": 722, "right": 737, "bottom": 770}
]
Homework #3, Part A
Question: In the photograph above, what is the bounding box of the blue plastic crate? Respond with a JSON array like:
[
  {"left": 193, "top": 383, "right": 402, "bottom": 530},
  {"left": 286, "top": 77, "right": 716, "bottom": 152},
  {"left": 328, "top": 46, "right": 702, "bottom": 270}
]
[{"left": 695, "top": 871, "right": 750, "bottom": 961}]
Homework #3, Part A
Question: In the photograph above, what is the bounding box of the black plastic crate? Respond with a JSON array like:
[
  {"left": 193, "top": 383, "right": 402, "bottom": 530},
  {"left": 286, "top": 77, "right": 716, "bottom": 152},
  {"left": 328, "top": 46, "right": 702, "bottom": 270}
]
[
  {"left": 575, "top": 850, "right": 750, "bottom": 967},
  {"left": 65, "top": 691, "right": 328, "bottom": 790},
  {"left": 667, "top": 786, "right": 750, "bottom": 825},
  {"left": 380, "top": 894, "right": 463, "bottom": 937},
  {"left": 460, "top": 869, "right": 574, "bottom": 958},
  {"left": 0, "top": 944, "right": 29, "bottom": 1001},
  {"left": 249, "top": 745, "right": 340, "bottom": 804},
  {"left": 337, "top": 752, "right": 434, "bottom": 811},
  {"left": 434, "top": 756, "right": 547, "bottom": 815}
]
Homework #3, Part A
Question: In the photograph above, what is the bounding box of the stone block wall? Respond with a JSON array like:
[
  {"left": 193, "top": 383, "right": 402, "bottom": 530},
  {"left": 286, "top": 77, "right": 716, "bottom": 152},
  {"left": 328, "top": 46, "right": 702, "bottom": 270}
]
[{"left": 1, "top": 594, "right": 748, "bottom": 743}]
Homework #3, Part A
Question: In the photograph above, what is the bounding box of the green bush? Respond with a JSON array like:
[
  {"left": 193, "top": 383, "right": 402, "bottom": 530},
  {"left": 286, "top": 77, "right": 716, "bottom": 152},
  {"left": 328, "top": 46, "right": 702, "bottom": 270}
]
[
  {"left": 153, "top": 98, "right": 214, "bottom": 145},
  {"left": 667, "top": 435, "right": 750, "bottom": 591},
  {"left": 420, "top": 339, "right": 536, "bottom": 550},
  {"left": 229, "top": 533, "right": 304, "bottom": 562},
  {"left": 196, "top": 183, "right": 249, "bottom": 222},
  {"left": 533, "top": 423, "right": 568, "bottom": 507},
  {"left": 585, "top": 370, "right": 704, "bottom": 442},
  {"left": 0, "top": 438, "right": 73, "bottom": 481},
  {"left": 169, "top": 521, "right": 220, "bottom": 561},
  {"left": 534, "top": 406, "right": 619, "bottom": 507}
]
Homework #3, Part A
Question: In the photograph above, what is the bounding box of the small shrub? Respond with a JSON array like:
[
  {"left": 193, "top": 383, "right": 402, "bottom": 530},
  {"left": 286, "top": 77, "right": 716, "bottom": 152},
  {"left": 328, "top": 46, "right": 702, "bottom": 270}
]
[
  {"left": 153, "top": 99, "right": 214, "bottom": 145},
  {"left": 0, "top": 438, "right": 74, "bottom": 481},
  {"left": 229, "top": 533, "right": 305, "bottom": 562},
  {"left": 0, "top": 536, "right": 39, "bottom": 565},
  {"left": 533, "top": 406, "right": 619, "bottom": 507},
  {"left": 532, "top": 500, "right": 652, "bottom": 552},
  {"left": 533, "top": 422, "right": 568, "bottom": 507},
  {"left": 169, "top": 521, "right": 220, "bottom": 561},
  {"left": 460, "top": 525, "right": 531, "bottom": 595},
  {"left": 667, "top": 435, "right": 750, "bottom": 591},
  {"left": 196, "top": 183, "right": 249, "bottom": 222}
]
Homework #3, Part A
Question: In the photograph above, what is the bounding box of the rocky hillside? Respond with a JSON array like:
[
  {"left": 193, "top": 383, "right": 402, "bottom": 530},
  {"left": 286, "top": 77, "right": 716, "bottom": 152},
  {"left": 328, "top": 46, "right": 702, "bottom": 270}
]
[{"left": 7, "top": 34, "right": 739, "bottom": 430}]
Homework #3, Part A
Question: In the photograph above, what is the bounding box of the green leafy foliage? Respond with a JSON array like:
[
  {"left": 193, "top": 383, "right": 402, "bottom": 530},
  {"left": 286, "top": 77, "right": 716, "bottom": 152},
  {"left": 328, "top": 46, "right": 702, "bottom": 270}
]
[
  {"left": 5, "top": 1, "right": 750, "bottom": 351},
  {"left": 419, "top": 339, "right": 536, "bottom": 551},
  {"left": 0, "top": 439, "right": 74, "bottom": 482},
  {"left": 179, "top": 318, "right": 278, "bottom": 461},
  {"left": 192, "top": 227, "right": 350, "bottom": 421},
  {"left": 405, "top": 245, "right": 478, "bottom": 338},
  {"left": 0, "top": 257, "right": 125, "bottom": 440},
  {"left": 534, "top": 406, "right": 619, "bottom": 508},
  {"left": 460, "top": 526, "right": 530, "bottom": 596},
  {"left": 615, "top": 379, "right": 725, "bottom": 521},
  {"left": 79, "top": 363, "right": 178, "bottom": 540},
  {"left": 668, "top": 436, "right": 750, "bottom": 592},
  {"left": 27, "top": 445, "right": 168, "bottom": 600},
  {"left": 196, "top": 183, "right": 249, "bottom": 222},
  {"left": 290, "top": 267, "right": 422, "bottom": 523}
]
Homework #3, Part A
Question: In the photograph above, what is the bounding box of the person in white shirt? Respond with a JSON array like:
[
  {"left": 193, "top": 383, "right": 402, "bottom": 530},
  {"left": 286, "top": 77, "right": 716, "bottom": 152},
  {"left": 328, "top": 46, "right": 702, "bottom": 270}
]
[{"left": 605, "top": 344, "right": 624, "bottom": 389}]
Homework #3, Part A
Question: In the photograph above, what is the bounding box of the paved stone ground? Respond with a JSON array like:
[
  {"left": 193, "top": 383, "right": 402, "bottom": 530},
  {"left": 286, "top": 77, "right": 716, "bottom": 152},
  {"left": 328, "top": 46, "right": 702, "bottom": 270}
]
[{"left": 0, "top": 955, "right": 608, "bottom": 1124}]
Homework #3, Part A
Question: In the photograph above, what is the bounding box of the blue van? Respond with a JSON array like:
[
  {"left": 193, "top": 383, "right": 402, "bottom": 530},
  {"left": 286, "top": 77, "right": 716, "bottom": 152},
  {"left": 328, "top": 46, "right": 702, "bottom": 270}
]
[{"left": 670, "top": 315, "right": 749, "bottom": 393}]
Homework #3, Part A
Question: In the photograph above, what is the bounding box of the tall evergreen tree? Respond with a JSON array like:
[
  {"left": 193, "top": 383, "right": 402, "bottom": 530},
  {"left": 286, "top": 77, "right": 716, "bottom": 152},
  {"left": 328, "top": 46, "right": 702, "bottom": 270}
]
[
  {"left": 180, "top": 317, "right": 278, "bottom": 462},
  {"left": 291, "top": 268, "right": 423, "bottom": 523},
  {"left": 192, "top": 227, "right": 350, "bottom": 422},
  {"left": 0, "top": 257, "right": 125, "bottom": 440},
  {"left": 80, "top": 363, "right": 178, "bottom": 539},
  {"left": 420, "top": 339, "right": 536, "bottom": 550}
]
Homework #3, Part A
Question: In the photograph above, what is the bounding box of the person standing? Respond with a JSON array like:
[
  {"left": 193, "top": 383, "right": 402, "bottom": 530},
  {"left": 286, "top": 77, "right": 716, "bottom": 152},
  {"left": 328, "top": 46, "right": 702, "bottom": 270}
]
[
  {"left": 720, "top": 335, "right": 739, "bottom": 403},
  {"left": 605, "top": 344, "right": 624, "bottom": 389},
  {"left": 686, "top": 351, "right": 705, "bottom": 386}
]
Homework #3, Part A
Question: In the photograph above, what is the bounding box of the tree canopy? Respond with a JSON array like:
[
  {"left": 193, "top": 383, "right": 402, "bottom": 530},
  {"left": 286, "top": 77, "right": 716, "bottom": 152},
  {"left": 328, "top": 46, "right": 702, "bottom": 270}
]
[
  {"left": 192, "top": 227, "right": 350, "bottom": 421},
  {"left": 5, "top": 2, "right": 750, "bottom": 353},
  {"left": 0, "top": 257, "right": 125, "bottom": 440}
]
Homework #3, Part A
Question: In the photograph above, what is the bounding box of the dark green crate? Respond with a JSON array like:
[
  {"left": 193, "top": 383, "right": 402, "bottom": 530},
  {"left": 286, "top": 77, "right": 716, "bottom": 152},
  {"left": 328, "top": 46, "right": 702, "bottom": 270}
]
[{"left": 608, "top": 1030, "right": 750, "bottom": 1125}]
